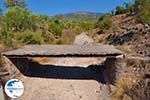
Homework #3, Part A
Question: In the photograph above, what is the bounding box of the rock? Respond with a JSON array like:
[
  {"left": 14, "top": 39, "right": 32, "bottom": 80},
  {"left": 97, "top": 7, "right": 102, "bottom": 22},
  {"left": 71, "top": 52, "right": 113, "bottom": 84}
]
[
  {"left": 110, "top": 31, "right": 135, "bottom": 45},
  {"left": 99, "top": 84, "right": 112, "bottom": 100},
  {"left": 144, "top": 24, "right": 150, "bottom": 29},
  {"left": 135, "top": 24, "right": 144, "bottom": 31},
  {"left": 74, "top": 32, "right": 94, "bottom": 45},
  {"left": 106, "top": 33, "right": 116, "bottom": 41}
]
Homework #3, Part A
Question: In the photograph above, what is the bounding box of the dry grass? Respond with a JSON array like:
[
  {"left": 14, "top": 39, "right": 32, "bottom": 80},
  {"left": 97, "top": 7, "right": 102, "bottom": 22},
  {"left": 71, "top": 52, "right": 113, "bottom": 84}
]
[
  {"left": 116, "top": 46, "right": 134, "bottom": 55},
  {"left": 127, "top": 78, "right": 150, "bottom": 100},
  {"left": 0, "top": 55, "right": 9, "bottom": 73},
  {"left": 111, "top": 75, "right": 140, "bottom": 100},
  {"left": 111, "top": 57, "right": 150, "bottom": 100}
]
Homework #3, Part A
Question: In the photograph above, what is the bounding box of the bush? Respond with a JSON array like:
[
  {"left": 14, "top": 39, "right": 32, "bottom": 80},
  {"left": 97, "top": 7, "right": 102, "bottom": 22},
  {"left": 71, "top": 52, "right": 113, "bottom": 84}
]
[
  {"left": 114, "top": 3, "right": 133, "bottom": 15},
  {"left": 0, "top": 30, "right": 17, "bottom": 47},
  {"left": 3, "top": 7, "right": 38, "bottom": 32},
  {"left": 96, "top": 15, "right": 112, "bottom": 30},
  {"left": 48, "top": 19, "right": 64, "bottom": 36},
  {"left": 134, "top": 0, "right": 150, "bottom": 24},
  {"left": 80, "top": 21, "right": 95, "bottom": 30},
  {"left": 0, "top": 32, "right": 48, "bottom": 48},
  {"left": 137, "top": 9, "right": 150, "bottom": 24},
  {"left": 124, "top": 3, "right": 133, "bottom": 13},
  {"left": 0, "top": 30, "right": 45, "bottom": 47},
  {"left": 55, "top": 39, "right": 64, "bottom": 44},
  {"left": 15, "top": 31, "right": 44, "bottom": 44},
  {"left": 68, "top": 21, "right": 94, "bottom": 33},
  {"left": 115, "top": 6, "right": 125, "bottom": 15}
]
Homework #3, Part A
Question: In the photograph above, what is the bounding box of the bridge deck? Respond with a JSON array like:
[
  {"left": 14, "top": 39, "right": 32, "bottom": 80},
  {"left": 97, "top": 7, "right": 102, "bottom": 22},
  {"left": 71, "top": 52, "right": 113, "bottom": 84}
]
[{"left": 2, "top": 45, "right": 122, "bottom": 57}]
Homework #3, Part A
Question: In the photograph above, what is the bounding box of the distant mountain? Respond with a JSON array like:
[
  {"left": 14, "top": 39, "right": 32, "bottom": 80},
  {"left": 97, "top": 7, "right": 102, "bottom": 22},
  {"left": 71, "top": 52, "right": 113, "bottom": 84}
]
[{"left": 53, "top": 11, "right": 103, "bottom": 21}]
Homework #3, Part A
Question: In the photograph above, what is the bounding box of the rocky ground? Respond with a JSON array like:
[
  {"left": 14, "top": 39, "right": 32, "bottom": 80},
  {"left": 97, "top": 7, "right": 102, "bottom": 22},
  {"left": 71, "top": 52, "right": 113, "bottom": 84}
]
[{"left": 93, "top": 14, "right": 150, "bottom": 57}]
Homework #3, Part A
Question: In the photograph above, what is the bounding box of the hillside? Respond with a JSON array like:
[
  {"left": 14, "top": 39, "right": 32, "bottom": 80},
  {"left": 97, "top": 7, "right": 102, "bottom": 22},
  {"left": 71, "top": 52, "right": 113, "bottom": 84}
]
[{"left": 92, "top": 13, "right": 150, "bottom": 57}]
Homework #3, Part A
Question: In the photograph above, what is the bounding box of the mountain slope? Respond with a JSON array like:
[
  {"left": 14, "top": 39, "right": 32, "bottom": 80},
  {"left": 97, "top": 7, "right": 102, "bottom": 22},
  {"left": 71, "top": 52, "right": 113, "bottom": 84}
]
[
  {"left": 93, "top": 14, "right": 150, "bottom": 57},
  {"left": 57, "top": 11, "right": 103, "bottom": 21}
]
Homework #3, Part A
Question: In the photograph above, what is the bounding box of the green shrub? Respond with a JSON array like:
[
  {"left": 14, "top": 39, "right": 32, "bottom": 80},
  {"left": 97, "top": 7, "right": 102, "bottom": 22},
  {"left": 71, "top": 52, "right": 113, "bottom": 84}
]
[
  {"left": 0, "top": 30, "right": 45, "bottom": 47},
  {"left": 114, "top": 3, "right": 133, "bottom": 15},
  {"left": 115, "top": 6, "right": 125, "bottom": 15},
  {"left": 137, "top": 9, "right": 150, "bottom": 24},
  {"left": 73, "top": 26, "right": 83, "bottom": 33},
  {"left": 96, "top": 15, "right": 112, "bottom": 30},
  {"left": 15, "top": 31, "right": 44, "bottom": 44},
  {"left": 56, "top": 39, "right": 64, "bottom": 44},
  {"left": 0, "top": 30, "right": 16, "bottom": 47},
  {"left": 48, "top": 19, "right": 64, "bottom": 36},
  {"left": 80, "top": 21, "right": 95, "bottom": 30},
  {"left": 3, "top": 7, "right": 38, "bottom": 31},
  {"left": 124, "top": 3, "right": 133, "bottom": 13},
  {"left": 134, "top": 0, "right": 150, "bottom": 24}
]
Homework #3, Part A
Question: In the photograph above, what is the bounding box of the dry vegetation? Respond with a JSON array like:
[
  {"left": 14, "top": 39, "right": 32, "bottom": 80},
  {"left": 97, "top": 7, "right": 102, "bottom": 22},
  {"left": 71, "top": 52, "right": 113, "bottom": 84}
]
[{"left": 110, "top": 57, "right": 150, "bottom": 100}]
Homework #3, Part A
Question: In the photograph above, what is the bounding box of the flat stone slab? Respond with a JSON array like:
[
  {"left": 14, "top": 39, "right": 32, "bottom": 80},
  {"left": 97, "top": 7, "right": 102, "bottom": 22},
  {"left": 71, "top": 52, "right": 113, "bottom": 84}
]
[{"left": 2, "top": 45, "right": 122, "bottom": 57}]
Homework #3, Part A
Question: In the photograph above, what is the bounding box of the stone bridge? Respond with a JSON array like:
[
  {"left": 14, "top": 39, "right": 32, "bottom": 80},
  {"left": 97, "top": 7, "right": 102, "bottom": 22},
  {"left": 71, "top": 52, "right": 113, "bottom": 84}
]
[{"left": 2, "top": 44, "right": 122, "bottom": 57}]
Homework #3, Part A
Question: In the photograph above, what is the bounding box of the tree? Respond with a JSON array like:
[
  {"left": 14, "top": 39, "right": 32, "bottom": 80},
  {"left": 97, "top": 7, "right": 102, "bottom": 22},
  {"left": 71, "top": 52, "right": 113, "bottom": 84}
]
[
  {"left": 124, "top": 3, "right": 133, "bottom": 13},
  {"left": 115, "top": 6, "right": 125, "bottom": 15},
  {"left": 5, "top": 0, "right": 27, "bottom": 8},
  {"left": 96, "top": 15, "right": 112, "bottom": 30},
  {"left": 4, "top": 7, "right": 37, "bottom": 31}
]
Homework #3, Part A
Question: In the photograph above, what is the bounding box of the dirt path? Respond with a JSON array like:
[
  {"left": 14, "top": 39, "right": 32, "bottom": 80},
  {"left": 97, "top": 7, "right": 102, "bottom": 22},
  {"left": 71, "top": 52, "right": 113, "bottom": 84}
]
[{"left": 19, "top": 58, "right": 104, "bottom": 100}]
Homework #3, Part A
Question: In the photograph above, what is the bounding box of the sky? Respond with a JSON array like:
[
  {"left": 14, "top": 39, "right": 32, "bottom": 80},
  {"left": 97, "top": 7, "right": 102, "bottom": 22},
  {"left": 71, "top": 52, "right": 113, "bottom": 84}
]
[{"left": 0, "top": 0, "right": 133, "bottom": 16}]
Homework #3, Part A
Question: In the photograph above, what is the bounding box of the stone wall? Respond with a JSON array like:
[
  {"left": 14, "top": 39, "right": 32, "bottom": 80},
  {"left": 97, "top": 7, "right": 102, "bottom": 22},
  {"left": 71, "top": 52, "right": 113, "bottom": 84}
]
[{"left": 104, "top": 55, "right": 150, "bottom": 84}]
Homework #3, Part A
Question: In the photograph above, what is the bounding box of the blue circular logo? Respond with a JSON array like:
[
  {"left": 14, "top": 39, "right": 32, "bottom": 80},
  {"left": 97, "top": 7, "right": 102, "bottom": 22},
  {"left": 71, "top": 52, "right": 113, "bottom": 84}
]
[{"left": 4, "top": 79, "right": 24, "bottom": 98}]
